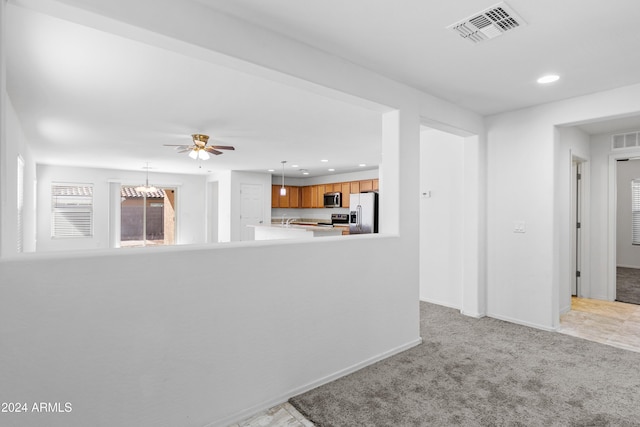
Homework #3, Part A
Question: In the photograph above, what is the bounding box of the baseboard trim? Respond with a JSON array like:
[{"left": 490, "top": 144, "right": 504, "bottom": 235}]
[
  {"left": 616, "top": 264, "right": 640, "bottom": 270},
  {"left": 420, "top": 297, "right": 460, "bottom": 311},
  {"left": 560, "top": 304, "right": 571, "bottom": 315},
  {"left": 206, "top": 337, "right": 423, "bottom": 427},
  {"left": 461, "top": 310, "right": 485, "bottom": 318},
  {"left": 487, "top": 312, "right": 556, "bottom": 332}
]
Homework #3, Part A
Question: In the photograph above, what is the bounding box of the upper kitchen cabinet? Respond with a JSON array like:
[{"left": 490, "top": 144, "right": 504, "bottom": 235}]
[
  {"left": 288, "top": 186, "right": 301, "bottom": 208},
  {"left": 272, "top": 185, "right": 300, "bottom": 208},
  {"left": 341, "top": 182, "right": 351, "bottom": 208}
]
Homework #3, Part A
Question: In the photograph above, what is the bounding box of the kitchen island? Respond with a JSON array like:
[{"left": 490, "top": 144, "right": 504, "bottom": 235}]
[{"left": 249, "top": 223, "right": 343, "bottom": 240}]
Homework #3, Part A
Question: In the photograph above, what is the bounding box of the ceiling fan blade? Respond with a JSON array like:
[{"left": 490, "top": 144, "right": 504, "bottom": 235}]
[
  {"left": 210, "top": 145, "right": 235, "bottom": 150},
  {"left": 204, "top": 147, "right": 223, "bottom": 155},
  {"left": 177, "top": 147, "right": 193, "bottom": 153},
  {"left": 163, "top": 144, "right": 188, "bottom": 147}
]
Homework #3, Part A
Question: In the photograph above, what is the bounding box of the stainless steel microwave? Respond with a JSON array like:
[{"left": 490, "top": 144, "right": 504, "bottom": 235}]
[{"left": 323, "top": 192, "right": 342, "bottom": 208}]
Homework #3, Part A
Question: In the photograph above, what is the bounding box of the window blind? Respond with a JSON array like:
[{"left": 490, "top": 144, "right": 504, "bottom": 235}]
[
  {"left": 633, "top": 179, "right": 640, "bottom": 245},
  {"left": 51, "top": 184, "right": 93, "bottom": 238}
]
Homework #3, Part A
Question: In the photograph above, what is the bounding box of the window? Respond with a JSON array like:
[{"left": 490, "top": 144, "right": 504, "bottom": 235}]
[
  {"left": 633, "top": 179, "right": 640, "bottom": 245},
  {"left": 51, "top": 183, "right": 93, "bottom": 238}
]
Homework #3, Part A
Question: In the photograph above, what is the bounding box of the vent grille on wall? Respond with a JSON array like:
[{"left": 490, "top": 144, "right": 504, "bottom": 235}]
[
  {"left": 448, "top": 2, "right": 526, "bottom": 44},
  {"left": 612, "top": 131, "right": 640, "bottom": 150}
]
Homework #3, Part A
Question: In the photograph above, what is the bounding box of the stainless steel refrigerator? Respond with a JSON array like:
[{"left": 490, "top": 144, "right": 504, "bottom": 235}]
[{"left": 349, "top": 192, "right": 378, "bottom": 234}]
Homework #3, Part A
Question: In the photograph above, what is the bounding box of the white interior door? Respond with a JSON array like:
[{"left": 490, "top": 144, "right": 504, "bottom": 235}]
[{"left": 240, "top": 183, "right": 264, "bottom": 241}]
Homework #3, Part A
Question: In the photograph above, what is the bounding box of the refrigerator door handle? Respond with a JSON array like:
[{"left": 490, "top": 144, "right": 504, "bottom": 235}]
[{"left": 357, "top": 204, "right": 362, "bottom": 230}]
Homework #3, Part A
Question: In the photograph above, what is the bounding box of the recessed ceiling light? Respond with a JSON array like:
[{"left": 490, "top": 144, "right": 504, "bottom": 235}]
[
  {"left": 321, "top": 159, "right": 329, "bottom": 162},
  {"left": 268, "top": 169, "right": 275, "bottom": 172},
  {"left": 359, "top": 164, "right": 367, "bottom": 167},
  {"left": 291, "top": 164, "right": 299, "bottom": 168},
  {"left": 302, "top": 171, "right": 309, "bottom": 175},
  {"left": 537, "top": 74, "right": 560, "bottom": 84},
  {"left": 328, "top": 168, "right": 335, "bottom": 172}
]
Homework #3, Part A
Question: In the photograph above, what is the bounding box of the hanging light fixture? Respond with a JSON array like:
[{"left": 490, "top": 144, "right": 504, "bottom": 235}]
[
  {"left": 280, "top": 160, "right": 287, "bottom": 196},
  {"left": 135, "top": 162, "right": 158, "bottom": 193}
]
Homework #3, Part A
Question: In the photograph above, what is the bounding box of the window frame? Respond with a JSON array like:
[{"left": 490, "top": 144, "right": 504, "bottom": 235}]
[{"left": 51, "top": 183, "right": 94, "bottom": 239}]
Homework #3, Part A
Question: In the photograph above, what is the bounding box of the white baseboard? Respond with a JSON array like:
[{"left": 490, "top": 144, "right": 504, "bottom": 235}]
[
  {"left": 487, "top": 312, "right": 557, "bottom": 332},
  {"left": 617, "top": 264, "right": 640, "bottom": 270},
  {"left": 461, "top": 310, "right": 485, "bottom": 318},
  {"left": 207, "top": 337, "right": 423, "bottom": 427},
  {"left": 420, "top": 297, "right": 460, "bottom": 311},
  {"left": 420, "top": 298, "right": 484, "bottom": 318},
  {"left": 560, "top": 304, "right": 571, "bottom": 315}
]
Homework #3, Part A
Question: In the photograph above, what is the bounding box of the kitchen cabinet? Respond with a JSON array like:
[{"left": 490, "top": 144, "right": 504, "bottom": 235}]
[
  {"left": 341, "top": 182, "right": 351, "bottom": 208},
  {"left": 272, "top": 185, "right": 281, "bottom": 208},
  {"left": 360, "top": 179, "right": 374, "bottom": 192},
  {"left": 288, "top": 186, "right": 301, "bottom": 208},
  {"left": 272, "top": 185, "right": 299, "bottom": 208},
  {"left": 273, "top": 179, "right": 377, "bottom": 209},
  {"left": 301, "top": 186, "right": 313, "bottom": 208},
  {"left": 373, "top": 179, "right": 379, "bottom": 191},
  {"left": 315, "top": 184, "right": 326, "bottom": 208}
]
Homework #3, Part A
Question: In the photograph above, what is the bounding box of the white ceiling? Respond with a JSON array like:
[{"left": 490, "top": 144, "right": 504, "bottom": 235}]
[
  {"left": 6, "top": 4, "right": 383, "bottom": 177},
  {"left": 198, "top": 0, "right": 640, "bottom": 116},
  {"left": 7, "top": 0, "right": 640, "bottom": 177}
]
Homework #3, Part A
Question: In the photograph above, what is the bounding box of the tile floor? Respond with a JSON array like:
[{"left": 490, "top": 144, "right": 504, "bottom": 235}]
[
  {"left": 230, "top": 402, "right": 314, "bottom": 427},
  {"left": 559, "top": 296, "right": 640, "bottom": 352}
]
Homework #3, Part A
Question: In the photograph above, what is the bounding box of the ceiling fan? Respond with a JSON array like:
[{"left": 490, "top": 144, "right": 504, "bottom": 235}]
[{"left": 164, "top": 134, "right": 235, "bottom": 160}]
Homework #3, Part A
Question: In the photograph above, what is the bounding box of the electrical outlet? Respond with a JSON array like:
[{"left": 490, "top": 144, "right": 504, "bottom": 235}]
[{"left": 513, "top": 221, "right": 526, "bottom": 233}]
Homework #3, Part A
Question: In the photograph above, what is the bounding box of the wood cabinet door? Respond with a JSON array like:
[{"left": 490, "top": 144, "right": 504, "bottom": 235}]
[
  {"left": 311, "top": 186, "right": 319, "bottom": 208},
  {"left": 288, "top": 186, "right": 300, "bottom": 208},
  {"left": 360, "top": 180, "right": 373, "bottom": 192},
  {"left": 271, "top": 185, "right": 280, "bottom": 208},
  {"left": 301, "top": 186, "right": 312, "bottom": 208},
  {"left": 350, "top": 181, "right": 360, "bottom": 195},
  {"left": 373, "top": 179, "right": 379, "bottom": 191},
  {"left": 315, "top": 185, "right": 325, "bottom": 208},
  {"left": 341, "top": 182, "right": 351, "bottom": 208}
]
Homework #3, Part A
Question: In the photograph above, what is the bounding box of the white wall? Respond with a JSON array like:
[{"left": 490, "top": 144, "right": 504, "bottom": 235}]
[
  {"left": 588, "top": 134, "right": 615, "bottom": 299},
  {"left": 0, "top": 1, "right": 485, "bottom": 426},
  {"left": 487, "top": 84, "right": 640, "bottom": 330},
  {"left": 419, "top": 129, "right": 464, "bottom": 308},
  {"left": 35, "top": 164, "right": 208, "bottom": 251},
  {"left": 616, "top": 159, "right": 640, "bottom": 268},
  {"left": 2, "top": 96, "right": 37, "bottom": 256}
]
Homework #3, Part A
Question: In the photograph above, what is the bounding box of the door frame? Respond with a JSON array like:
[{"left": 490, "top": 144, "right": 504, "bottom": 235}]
[{"left": 608, "top": 149, "right": 640, "bottom": 300}]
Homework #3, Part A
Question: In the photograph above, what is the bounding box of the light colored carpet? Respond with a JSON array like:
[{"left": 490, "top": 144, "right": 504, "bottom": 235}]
[
  {"left": 290, "top": 302, "right": 640, "bottom": 426},
  {"left": 617, "top": 267, "right": 640, "bottom": 305}
]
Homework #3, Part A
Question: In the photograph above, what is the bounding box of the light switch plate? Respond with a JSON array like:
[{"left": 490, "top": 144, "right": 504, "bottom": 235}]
[{"left": 513, "top": 220, "right": 526, "bottom": 233}]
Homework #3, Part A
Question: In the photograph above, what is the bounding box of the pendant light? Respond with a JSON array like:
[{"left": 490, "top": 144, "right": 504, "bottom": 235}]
[
  {"left": 280, "top": 160, "right": 287, "bottom": 196},
  {"left": 135, "top": 162, "right": 158, "bottom": 193}
]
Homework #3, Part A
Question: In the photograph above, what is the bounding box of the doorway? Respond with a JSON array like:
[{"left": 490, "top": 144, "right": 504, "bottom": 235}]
[
  {"left": 571, "top": 160, "right": 583, "bottom": 296},
  {"left": 120, "top": 186, "right": 176, "bottom": 247},
  {"left": 240, "top": 183, "right": 264, "bottom": 241},
  {"left": 615, "top": 158, "right": 640, "bottom": 305}
]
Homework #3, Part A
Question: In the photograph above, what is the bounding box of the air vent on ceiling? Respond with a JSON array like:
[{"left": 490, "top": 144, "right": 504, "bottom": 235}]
[
  {"left": 612, "top": 131, "right": 640, "bottom": 150},
  {"left": 448, "top": 2, "right": 526, "bottom": 44}
]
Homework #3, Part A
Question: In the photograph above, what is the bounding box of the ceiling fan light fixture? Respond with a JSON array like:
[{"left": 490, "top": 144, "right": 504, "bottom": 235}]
[
  {"left": 199, "top": 150, "right": 210, "bottom": 160},
  {"left": 192, "top": 133, "right": 209, "bottom": 147},
  {"left": 188, "top": 150, "right": 198, "bottom": 160}
]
